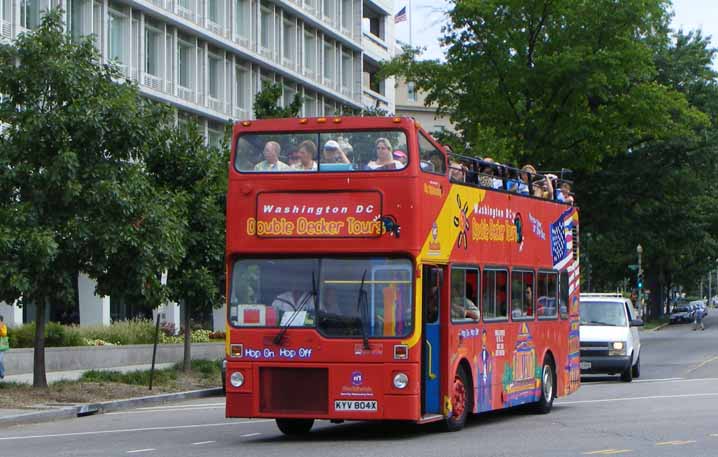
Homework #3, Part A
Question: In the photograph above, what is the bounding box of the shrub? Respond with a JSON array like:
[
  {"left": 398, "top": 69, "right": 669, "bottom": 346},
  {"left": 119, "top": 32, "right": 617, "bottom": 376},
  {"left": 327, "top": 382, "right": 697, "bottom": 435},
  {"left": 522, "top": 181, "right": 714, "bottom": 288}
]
[
  {"left": 77, "top": 319, "right": 156, "bottom": 345},
  {"left": 7, "top": 322, "right": 83, "bottom": 348}
]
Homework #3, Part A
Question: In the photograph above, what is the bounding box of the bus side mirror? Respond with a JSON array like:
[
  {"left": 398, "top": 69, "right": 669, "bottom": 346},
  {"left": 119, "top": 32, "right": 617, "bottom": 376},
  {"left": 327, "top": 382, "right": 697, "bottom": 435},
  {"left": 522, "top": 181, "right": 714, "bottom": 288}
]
[{"left": 630, "top": 319, "right": 644, "bottom": 327}]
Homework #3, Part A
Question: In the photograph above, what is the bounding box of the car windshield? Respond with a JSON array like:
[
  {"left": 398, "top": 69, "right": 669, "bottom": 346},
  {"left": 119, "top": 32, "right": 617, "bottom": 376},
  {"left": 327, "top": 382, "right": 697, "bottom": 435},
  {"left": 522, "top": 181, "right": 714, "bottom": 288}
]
[
  {"left": 580, "top": 301, "right": 627, "bottom": 326},
  {"left": 234, "top": 130, "right": 409, "bottom": 173},
  {"left": 229, "top": 257, "right": 413, "bottom": 338}
]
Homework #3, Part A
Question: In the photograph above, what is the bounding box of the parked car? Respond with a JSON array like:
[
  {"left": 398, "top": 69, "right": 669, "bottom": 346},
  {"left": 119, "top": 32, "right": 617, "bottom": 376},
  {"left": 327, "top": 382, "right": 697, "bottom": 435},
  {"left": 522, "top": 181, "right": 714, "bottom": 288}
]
[
  {"left": 579, "top": 293, "right": 643, "bottom": 382},
  {"left": 670, "top": 305, "right": 695, "bottom": 323}
]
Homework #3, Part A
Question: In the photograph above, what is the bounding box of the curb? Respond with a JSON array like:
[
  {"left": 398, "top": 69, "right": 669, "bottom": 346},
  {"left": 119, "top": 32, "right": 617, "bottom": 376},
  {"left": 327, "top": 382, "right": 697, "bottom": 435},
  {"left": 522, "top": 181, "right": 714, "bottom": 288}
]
[
  {"left": 649, "top": 322, "right": 670, "bottom": 332},
  {"left": 0, "top": 387, "right": 223, "bottom": 427}
]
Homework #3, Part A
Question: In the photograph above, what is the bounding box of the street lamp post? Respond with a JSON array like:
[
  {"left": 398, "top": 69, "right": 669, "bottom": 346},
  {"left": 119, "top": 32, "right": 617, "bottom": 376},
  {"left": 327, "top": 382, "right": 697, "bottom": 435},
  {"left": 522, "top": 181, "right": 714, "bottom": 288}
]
[{"left": 637, "top": 244, "right": 644, "bottom": 317}]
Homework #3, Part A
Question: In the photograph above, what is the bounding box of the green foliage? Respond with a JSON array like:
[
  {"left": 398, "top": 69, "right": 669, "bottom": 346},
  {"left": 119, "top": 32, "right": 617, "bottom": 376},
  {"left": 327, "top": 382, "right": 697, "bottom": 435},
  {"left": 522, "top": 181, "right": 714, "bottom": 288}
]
[
  {"left": 78, "top": 319, "right": 157, "bottom": 346},
  {"left": 0, "top": 10, "right": 184, "bottom": 385},
  {"left": 8, "top": 322, "right": 82, "bottom": 348},
  {"left": 253, "top": 82, "right": 303, "bottom": 119},
  {"left": 380, "top": 1, "right": 707, "bottom": 170}
]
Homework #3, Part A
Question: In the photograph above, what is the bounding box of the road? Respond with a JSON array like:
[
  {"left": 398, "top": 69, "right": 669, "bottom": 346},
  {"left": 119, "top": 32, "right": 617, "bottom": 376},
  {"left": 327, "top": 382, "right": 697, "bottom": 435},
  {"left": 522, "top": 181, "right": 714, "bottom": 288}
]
[{"left": 2, "top": 316, "right": 718, "bottom": 457}]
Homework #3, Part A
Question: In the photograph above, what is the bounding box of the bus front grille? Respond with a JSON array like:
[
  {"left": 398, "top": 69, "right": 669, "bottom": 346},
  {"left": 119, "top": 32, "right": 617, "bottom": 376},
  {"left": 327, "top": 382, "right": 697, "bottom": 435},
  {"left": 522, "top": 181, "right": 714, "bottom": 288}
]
[{"left": 259, "top": 367, "right": 328, "bottom": 414}]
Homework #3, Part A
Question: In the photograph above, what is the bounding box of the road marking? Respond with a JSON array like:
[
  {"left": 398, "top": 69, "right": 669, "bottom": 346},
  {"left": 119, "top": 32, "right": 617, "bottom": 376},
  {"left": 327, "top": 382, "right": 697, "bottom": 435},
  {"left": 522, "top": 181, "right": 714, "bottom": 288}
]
[
  {"left": 191, "top": 441, "right": 216, "bottom": 445},
  {"left": 0, "top": 420, "right": 273, "bottom": 441},
  {"left": 582, "top": 450, "right": 631, "bottom": 455},
  {"left": 241, "top": 433, "right": 261, "bottom": 438},
  {"left": 127, "top": 449, "right": 156, "bottom": 454},
  {"left": 656, "top": 440, "right": 696, "bottom": 446},
  {"left": 633, "top": 377, "right": 683, "bottom": 383},
  {"left": 558, "top": 392, "right": 718, "bottom": 405},
  {"left": 686, "top": 355, "right": 718, "bottom": 374},
  {"left": 137, "top": 402, "right": 225, "bottom": 410},
  {"left": 107, "top": 406, "right": 225, "bottom": 416}
]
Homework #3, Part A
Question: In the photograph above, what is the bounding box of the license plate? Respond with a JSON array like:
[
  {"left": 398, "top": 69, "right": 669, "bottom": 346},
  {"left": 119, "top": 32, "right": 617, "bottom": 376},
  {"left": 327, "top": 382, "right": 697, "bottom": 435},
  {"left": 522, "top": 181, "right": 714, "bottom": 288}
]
[
  {"left": 580, "top": 361, "right": 591, "bottom": 369},
  {"left": 334, "top": 400, "right": 378, "bottom": 412}
]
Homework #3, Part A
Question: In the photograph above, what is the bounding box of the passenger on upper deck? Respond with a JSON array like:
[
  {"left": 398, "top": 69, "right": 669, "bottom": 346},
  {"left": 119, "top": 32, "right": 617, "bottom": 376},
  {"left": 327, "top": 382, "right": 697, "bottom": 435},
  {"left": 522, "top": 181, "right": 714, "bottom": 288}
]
[
  {"left": 478, "top": 158, "right": 504, "bottom": 189},
  {"left": 532, "top": 174, "right": 554, "bottom": 200},
  {"left": 322, "top": 140, "right": 351, "bottom": 164},
  {"left": 367, "top": 138, "right": 405, "bottom": 170},
  {"left": 254, "top": 141, "right": 290, "bottom": 171},
  {"left": 291, "top": 140, "right": 318, "bottom": 171},
  {"left": 449, "top": 160, "right": 467, "bottom": 182},
  {"left": 556, "top": 181, "right": 575, "bottom": 205}
]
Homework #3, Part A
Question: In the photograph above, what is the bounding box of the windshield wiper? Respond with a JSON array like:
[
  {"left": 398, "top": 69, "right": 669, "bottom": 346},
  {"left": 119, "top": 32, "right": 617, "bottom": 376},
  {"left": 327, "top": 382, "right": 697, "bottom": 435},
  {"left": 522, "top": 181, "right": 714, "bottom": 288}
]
[
  {"left": 273, "top": 272, "right": 317, "bottom": 346},
  {"left": 356, "top": 270, "right": 371, "bottom": 350},
  {"left": 581, "top": 320, "right": 618, "bottom": 326}
]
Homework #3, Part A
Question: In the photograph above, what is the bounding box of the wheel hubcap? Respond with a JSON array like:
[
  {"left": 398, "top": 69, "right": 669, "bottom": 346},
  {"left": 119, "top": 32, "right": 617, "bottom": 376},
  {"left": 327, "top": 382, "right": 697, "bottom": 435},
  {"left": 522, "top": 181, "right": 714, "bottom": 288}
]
[
  {"left": 452, "top": 376, "right": 466, "bottom": 419},
  {"left": 542, "top": 365, "right": 553, "bottom": 401}
]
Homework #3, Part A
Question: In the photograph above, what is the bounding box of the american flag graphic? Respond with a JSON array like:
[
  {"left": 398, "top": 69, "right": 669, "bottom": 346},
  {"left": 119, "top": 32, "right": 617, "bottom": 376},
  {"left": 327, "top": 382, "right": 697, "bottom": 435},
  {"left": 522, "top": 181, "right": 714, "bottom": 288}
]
[
  {"left": 394, "top": 6, "right": 407, "bottom": 23},
  {"left": 550, "top": 208, "right": 579, "bottom": 292}
]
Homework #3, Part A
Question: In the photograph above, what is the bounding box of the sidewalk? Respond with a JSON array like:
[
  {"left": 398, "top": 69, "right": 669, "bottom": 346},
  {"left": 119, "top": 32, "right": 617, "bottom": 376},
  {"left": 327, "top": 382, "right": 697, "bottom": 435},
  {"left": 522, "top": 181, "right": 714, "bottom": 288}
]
[{"left": 0, "top": 364, "right": 222, "bottom": 427}]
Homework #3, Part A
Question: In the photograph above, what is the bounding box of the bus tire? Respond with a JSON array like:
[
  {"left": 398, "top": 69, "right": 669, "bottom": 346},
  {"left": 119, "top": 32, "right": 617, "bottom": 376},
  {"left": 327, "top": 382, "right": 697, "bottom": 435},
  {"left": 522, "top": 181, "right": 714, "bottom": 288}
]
[
  {"left": 533, "top": 358, "right": 555, "bottom": 414},
  {"left": 275, "top": 418, "right": 314, "bottom": 435},
  {"left": 443, "top": 366, "right": 471, "bottom": 432}
]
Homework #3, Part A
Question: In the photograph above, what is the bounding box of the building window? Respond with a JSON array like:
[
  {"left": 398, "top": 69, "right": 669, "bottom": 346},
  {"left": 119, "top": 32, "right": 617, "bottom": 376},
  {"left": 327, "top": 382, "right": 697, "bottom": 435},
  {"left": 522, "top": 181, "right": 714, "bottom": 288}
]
[
  {"left": 304, "top": 91, "right": 316, "bottom": 116},
  {"left": 363, "top": 8, "right": 385, "bottom": 41},
  {"left": 68, "top": 0, "right": 91, "bottom": 40},
  {"left": 20, "top": 0, "right": 46, "bottom": 29},
  {"left": 208, "top": 122, "right": 223, "bottom": 148},
  {"left": 235, "top": 65, "right": 250, "bottom": 112},
  {"left": 108, "top": 9, "right": 129, "bottom": 68},
  {"left": 363, "top": 60, "right": 383, "bottom": 95},
  {"left": 304, "top": 0, "right": 317, "bottom": 13},
  {"left": 145, "top": 26, "right": 162, "bottom": 77},
  {"left": 260, "top": 6, "right": 273, "bottom": 51},
  {"left": 341, "top": 52, "right": 352, "bottom": 90},
  {"left": 407, "top": 81, "right": 417, "bottom": 102},
  {"left": 177, "top": 40, "right": 194, "bottom": 90},
  {"left": 282, "top": 19, "right": 296, "bottom": 64},
  {"left": 234, "top": 0, "right": 250, "bottom": 41},
  {"left": 208, "top": 53, "right": 223, "bottom": 99},
  {"left": 283, "top": 83, "right": 297, "bottom": 108},
  {"left": 323, "top": 41, "right": 334, "bottom": 81},
  {"left": 323, "top": 0, "right": 334, "bottom": 22},
  {"left": 341, "top": 0, "right": 351, "bottom": 30},
  {"left": 207, "top": 0, "right": 219, "bottom": 24},
  {"left": 304, "top": 31, "right": 316, "bottom": 76}
]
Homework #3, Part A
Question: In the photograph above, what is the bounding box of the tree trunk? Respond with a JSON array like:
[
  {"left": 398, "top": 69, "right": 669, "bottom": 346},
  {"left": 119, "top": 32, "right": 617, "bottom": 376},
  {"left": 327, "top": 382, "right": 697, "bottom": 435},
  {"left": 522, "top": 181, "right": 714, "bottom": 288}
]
[
  {"left": 33, "top": 298, "right": 48, "bottom": 388},
  {"left": 183, "top": 301, "right": 191, "bottom": 373}
]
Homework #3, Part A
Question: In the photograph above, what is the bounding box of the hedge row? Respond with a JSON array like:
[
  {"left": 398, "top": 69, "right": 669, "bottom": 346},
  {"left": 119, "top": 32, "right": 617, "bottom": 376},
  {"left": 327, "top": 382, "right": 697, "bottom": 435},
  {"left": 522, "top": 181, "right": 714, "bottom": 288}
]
[{"left": 7, "top": 319, "right": 225, "bottom": 348}]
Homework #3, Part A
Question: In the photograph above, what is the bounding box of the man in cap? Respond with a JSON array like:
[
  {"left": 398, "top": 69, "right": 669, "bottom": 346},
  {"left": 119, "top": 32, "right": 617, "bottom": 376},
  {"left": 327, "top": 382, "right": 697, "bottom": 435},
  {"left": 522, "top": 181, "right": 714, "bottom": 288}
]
[{"left": 322, "top": 140, "right": 351, "bottom": 164}]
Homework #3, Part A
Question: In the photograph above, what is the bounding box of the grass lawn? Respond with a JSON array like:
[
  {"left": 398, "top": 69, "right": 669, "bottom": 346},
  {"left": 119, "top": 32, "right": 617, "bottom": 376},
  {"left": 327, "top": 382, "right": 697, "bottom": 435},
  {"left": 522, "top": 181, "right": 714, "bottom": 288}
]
[{"left": 0, "top": 360, "right": 222, "bottom": 409}]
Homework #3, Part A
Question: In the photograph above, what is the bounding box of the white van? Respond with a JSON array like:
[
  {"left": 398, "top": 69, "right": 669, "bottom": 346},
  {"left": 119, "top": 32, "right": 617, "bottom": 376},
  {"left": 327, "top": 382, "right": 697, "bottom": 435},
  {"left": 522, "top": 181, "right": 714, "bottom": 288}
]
[{"left": 579, "top": 293, "right": 643, "bottom": 382}]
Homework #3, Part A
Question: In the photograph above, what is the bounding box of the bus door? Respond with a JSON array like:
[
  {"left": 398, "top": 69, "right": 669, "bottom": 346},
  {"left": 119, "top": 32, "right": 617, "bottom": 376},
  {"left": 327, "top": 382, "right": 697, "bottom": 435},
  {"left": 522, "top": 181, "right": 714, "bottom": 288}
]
[{"left": 422, "top": 265, "right": 444, "bottom": 414}]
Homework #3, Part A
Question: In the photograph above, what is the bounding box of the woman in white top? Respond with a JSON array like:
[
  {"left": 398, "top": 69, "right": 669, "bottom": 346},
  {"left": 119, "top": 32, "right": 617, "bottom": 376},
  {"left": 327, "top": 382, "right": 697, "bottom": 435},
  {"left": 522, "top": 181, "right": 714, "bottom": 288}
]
[
  {"left": 291, "top": 140, "right": 318, "bottom": 171},
  {"left": 367, "top": 138, "right": 405, "bottom": 170}
]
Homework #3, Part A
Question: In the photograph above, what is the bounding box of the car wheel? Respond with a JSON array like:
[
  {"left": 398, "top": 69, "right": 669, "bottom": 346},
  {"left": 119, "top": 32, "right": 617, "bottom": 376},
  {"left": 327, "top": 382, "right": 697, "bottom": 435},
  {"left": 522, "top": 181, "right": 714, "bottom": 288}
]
[
  {"left": 620, "top": 354, "right": 634, "bottom": 382},
  {"left": 275, "top": 418, "right": 314, "bottom": 435},
  {"left": 533, "top": 357, "right": 556, "bottom": 414},
  {"left": 632, "top": 354, "right": 641, "bottom": 378},
  {"left": 443, "top": 366, "right": 471, "bottom": 432}
]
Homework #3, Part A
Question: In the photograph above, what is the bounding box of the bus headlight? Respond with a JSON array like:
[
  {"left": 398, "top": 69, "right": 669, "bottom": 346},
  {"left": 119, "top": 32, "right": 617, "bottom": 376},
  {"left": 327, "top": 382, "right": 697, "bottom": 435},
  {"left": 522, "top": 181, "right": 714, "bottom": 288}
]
[
  {"left": 393, "top": 372, "right": 409, "bottom": 389},
  {"left": 230, "top": 371, "right": 245, "bottom": 388},
  {"left": 609, "top": 341, "right": 626, "bottom": 356}
]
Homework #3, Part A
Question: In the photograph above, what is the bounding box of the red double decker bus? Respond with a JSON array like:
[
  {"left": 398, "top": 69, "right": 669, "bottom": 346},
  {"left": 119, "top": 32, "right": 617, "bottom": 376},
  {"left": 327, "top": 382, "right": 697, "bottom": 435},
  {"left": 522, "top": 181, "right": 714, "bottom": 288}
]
[{"left": 225, "top": 116, "right": 580, "bottom": 434}]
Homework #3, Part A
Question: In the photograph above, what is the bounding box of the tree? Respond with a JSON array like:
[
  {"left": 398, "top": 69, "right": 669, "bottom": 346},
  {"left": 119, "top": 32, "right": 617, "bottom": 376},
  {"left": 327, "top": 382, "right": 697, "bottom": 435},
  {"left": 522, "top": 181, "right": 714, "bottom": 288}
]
[
  {"left": 578, "top": 30, "right": 718, "bottom": 317},
  {"left": 145, "top": 122, "right": 227, "bottom": 372},
  {"left": 253, "top": 82, "right": 303, "bottom": 119},
  {"left": 0, "top": 10, "right": 184, "bottom": 387},
  {"left": 381, "top": 0, "right": 706, "bottom": 169}
]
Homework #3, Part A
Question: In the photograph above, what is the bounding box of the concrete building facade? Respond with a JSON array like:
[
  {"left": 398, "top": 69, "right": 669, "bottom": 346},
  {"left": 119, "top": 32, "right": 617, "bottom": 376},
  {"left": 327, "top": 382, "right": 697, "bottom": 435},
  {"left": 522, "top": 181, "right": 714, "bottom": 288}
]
[
  {"left": 0, "top": 0, "right": 396, "bottom": 327},
  {"left": 394, "top": 77, "right": 452, "bottom": 136}
]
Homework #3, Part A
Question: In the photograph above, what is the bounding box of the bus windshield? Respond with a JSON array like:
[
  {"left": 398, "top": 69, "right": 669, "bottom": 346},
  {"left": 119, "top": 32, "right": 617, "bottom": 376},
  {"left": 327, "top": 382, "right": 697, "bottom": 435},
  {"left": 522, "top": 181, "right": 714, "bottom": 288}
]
[
  {"left": 229, "top": 257, "right": 413, "bottom": 338},
  {"left": 234, "top": 130, "right": 408, "bottom": 173}
]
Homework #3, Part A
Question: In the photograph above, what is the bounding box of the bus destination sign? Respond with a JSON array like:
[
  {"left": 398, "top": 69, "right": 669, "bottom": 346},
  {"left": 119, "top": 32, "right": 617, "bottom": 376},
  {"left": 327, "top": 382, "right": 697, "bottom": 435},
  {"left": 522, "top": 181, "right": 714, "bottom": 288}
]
[{"left": 249, "top": 191, "right": 384, "bottom": 238}]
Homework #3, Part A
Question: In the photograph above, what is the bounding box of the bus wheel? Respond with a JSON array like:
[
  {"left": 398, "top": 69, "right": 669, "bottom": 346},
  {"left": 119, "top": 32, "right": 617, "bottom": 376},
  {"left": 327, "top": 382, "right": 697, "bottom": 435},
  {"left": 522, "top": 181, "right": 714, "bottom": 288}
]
[
  {"left": 275, "top": 418, "right": 314, "bottom": 435},
  {"left": 533, "top": 359, "right": 555, "bottom": 414},
  {"left": 444, "top": 367, "right": 471, "bottom": 432}
]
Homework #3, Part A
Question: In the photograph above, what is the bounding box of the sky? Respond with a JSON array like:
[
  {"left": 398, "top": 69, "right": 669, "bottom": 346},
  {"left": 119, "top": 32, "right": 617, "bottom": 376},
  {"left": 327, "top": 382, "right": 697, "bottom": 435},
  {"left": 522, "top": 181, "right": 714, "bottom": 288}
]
[{"left": 394, "top": 0, "right": 718, "bottom": 61}]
